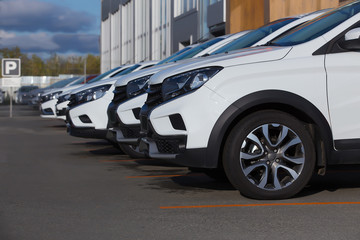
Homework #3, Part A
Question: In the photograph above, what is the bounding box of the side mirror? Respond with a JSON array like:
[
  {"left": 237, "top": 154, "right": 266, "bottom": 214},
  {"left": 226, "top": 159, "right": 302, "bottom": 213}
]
[{"left": 339, "top": 27, "right": 360, "bottom": 51}]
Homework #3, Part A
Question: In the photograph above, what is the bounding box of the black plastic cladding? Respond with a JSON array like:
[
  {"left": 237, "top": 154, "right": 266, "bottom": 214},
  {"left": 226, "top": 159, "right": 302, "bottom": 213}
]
[
  {"left": 67, "top": 94, "right": 77, "bottom": 107},
  {"left": 169, "top": 114, "right": 186, "bottom": 131},
  {"left": 145, "top": 83, "right": 162, "bottom": 107},
  {"left": 205, "top": 90, "right": 334, "bottom": 168},
  {"left": 112, "top": 86, "right": 127, "bottom": 104}
]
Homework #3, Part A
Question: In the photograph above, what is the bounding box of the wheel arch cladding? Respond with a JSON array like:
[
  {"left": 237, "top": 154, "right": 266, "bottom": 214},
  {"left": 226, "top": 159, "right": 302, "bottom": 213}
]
[{"left": 206, "top": 90, "right": 333, "bottom": 169}]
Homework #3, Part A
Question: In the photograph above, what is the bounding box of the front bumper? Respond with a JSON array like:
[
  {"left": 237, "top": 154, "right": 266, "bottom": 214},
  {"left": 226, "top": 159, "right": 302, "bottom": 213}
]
[
  {"left": 68, "top": 96, "right": 112, "bottom": 130},
  {"left": 138, "top": 85, "right": 230, "bottom": 168},
  {"left": 138, "top": 137, "right": 207, "bottom": 168},
  {"left": 40, "top": 99, "right": 58, "bottom": 118},
  {"left": 66, "top": 109, "right": 107, "bottom": 139},
  {"left": 107, "top": 94, "right": 146, "bottom": 144},
  {"left": 138, "top": 104, "right": 207, "bottom": 168},
  {"left": 55, "top": 100, "right": 70, "bottom": 120}
]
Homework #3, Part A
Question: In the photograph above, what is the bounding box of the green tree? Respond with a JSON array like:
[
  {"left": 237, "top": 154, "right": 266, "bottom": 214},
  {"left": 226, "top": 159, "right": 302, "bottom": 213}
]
[
  {"left": 0, "top": 47, "right": 30, "bottom": 76},
  {"left": 30, "top": 54, "right": 46, "bottom": 76},
  {"left": 1, "top": 47, "right": 100, "bottom": 76},
  {"left": 45, "top": 53, "right": 61, "bottom": 76},
  {"left": 85, "top": 54, "right": 100, "bottom": 74}
]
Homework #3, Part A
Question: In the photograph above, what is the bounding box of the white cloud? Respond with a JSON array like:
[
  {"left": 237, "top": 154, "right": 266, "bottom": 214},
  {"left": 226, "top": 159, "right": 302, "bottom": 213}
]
[
  {"left": 0, "top": 31, "right": 59, "bottom": 51},
  {"left": 0, "top": 0, "right": 95, "bottom": 33},
  {"left": 0, "top": 30, "right": 16, "bottom": 39},
  {"left": 0, "top": 30, "right": 99, "bottom": 54}
]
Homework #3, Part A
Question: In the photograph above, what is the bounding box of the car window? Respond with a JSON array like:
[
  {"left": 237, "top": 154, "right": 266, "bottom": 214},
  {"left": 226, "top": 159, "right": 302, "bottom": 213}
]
[
  {"left": 87, "top": 66, "right": 122, "bottom": 84},
  {"left": 113, "top": 64, "right": 141, "bottom": 76},
  {"left": 156, "top": 46, "right": 194, "bottom": 65},
  {"left": 49, "top": 77, "right": 79, "bottom": 88},
  {"left": 20, "top": 86, "right": 38, "bottom": 92},
  {"left": 169, "top": 37, "right": 225, "bottom": 62},
  {"left": 211, "top": 18, "right": 297, "bottom": 55},
  {"left": 70, "top": 76, "right": 86, "bottom": 85},
  {"left": 272, "top": 2, "right": 360, "bottom": 46}
]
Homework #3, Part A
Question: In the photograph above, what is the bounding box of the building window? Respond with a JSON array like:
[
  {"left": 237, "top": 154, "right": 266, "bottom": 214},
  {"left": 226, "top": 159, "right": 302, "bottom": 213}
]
[{"left": 174, "top": 0, "right": 197, "bottom": 17}]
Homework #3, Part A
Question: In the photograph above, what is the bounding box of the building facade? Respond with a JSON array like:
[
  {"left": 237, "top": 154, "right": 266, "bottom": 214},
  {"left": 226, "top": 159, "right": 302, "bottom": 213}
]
[
  {"left": 101, "top": 0, "right": 351, "bottom": 73},
  {"left": 101, "top": 0, "right": 226, "bottom": 72}
]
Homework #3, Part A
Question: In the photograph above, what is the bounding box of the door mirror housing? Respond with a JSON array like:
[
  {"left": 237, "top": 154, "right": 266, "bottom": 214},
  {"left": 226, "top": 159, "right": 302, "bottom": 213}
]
[{"left": 339, "top": 27, "right": 360, "bottom": 51}]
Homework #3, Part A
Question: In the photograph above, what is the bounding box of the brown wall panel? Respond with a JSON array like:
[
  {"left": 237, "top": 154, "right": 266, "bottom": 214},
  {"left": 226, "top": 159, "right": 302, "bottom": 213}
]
[
  {"left": 269, "top": 0, "right": 338, "bottom": 21},
  {"left": 227, "top": 0, "right": 265, "bottom": 34},
  {"left": 227, "top": 0, "right": 347, "bottom": 34}
]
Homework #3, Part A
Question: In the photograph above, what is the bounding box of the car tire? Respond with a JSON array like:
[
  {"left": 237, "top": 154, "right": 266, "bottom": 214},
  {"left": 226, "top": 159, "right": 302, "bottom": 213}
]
[
  {"left": 222, "top": 110, "right": 315, "bottom": 200},
  {"left": 119, "top": 143, "right": 145, "bottom": 159}
]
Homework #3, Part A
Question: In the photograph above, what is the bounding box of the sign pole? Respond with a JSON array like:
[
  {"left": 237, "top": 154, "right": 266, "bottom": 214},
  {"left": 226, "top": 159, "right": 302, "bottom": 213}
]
[
  {"left": 2, "top": 58, "right": 21, "bottom": 118},
  {"left": 9, "top": 87, "right": 13, "bottom": 118}
]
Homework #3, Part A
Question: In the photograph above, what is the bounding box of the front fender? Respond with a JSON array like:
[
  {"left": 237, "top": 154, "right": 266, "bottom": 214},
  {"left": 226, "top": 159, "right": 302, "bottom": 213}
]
[{"left": 204, "top": 90, "right": 333, "bottom": 168}]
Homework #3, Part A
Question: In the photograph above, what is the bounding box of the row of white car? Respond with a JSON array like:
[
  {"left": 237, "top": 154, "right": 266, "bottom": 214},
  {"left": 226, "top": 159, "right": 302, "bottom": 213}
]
[{"left": 40, "top": 1, "right": 360, "bottom": 200}]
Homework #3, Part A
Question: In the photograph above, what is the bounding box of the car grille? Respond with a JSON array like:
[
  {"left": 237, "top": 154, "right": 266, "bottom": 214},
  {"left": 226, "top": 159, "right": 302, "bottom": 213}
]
[
  {"left": 57, "top": 95, "right": 67, "bottom": 104},
  {"left": 140, "top": 83, "right": 163, "bottom": 137},
  {"left": 68, "top": 94, "right": 77, "bottom": 107},
  {"left": 40, "top": 96, "right": 47, "bottom": 103},
  {"left": 107, "top": 102, "right": 119, "bottom": 127},
  {"left": 56, "top": 108, "right": 67, "bottom": 116},
  {"left": 140, "top": 115, "right": 148, "bottom": 132},
  {"left": 112, "top": 86, "right": 127, "bottom": 104},
  {"left": 145, "top": 84, "right": 162, "bottom": 107},
  {"left": 120, "top": 126, "right": 141, "bottom": 138},
  {"left": 156, "top": 139, "right": 180, "bottom": 154}
]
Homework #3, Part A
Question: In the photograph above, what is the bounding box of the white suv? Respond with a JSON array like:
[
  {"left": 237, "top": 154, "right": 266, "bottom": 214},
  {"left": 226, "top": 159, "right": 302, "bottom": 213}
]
[
  {"left": 139, "top": 2, "right": 360, "bottom": 199},
  {"left": 109, "top": 10, "right": 327, "bottom": 158},
  {"left": 66, "top": 61, "right": 157, "bottom": 139}
]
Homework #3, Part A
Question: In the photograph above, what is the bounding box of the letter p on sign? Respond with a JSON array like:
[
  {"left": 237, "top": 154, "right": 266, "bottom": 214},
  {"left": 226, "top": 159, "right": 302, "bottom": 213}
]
[{"left": 2, "top": 59, "right": 21, "bottom": 77}]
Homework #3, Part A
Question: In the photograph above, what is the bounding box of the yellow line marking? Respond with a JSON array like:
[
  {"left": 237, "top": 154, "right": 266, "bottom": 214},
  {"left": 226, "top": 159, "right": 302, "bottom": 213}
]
[
  {"left": 126, "top": 173, "right": 203, "bottom": 179},
  {"left": 160, "top": 202, "right": 360, "bottom": 209}
]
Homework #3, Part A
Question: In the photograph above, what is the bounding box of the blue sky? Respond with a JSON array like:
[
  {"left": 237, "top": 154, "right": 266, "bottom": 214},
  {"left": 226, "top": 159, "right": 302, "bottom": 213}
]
[{"left": 0, "top": 0, "right": 101, "bottom": 58}]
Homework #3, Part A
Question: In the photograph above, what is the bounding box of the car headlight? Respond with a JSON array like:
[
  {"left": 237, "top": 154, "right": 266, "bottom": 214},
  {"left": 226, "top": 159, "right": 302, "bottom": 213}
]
[
  {"left": 126, "top": 75, "right": 152, "bottom": 98},
  {"left": 161, "top": 67, "right": 223, "bottom": 101},
  {"left": 52, "top": 91, "right": 62, "bottom": 99},
  {"left": 41, "top": 91, "right": 62, "bottom": 103},
  {"left": 57, "top": 93, "right": 71, "bottom": 104},
  {"left": 75, "top": 84, "right": 111, "bottom": 105}
]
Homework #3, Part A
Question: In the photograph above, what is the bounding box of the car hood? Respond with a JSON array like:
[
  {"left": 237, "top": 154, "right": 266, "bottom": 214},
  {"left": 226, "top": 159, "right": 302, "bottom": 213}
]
[
  {"left": 67, "top": 77, "right": 119, "bottom": 95},
  {"left": 114, "top": 62, "right": 178, "bottom": 87},
  {"left": 44, "top": 84, "right": 82, "bottom": 96},
  {"left": 149, "top": 46, "right": 292, "bottom": 84},
  {"left": 29, "top": 88, "right": 44, "bottom": 96}
]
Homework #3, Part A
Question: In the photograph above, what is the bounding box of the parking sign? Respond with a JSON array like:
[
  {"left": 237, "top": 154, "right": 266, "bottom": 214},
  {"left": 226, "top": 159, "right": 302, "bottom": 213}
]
[{"left": 2, "top": 58, "right": 21, "bottom": 77}]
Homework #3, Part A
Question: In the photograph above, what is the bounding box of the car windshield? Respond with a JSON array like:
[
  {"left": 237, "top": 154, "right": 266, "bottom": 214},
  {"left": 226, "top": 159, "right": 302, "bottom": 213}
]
[
  {"left": 20, "top": 86, "right": 38, "bottom": 92},
  {"left": 111, "top": 64, "right": 141, "bottom": 78},
  {"left": 86, "top": 66, "right": 122, "bottom": 84},
  {"left": 49, "top": 77, "right": 79, "bottom": 88},
  {"left": 156, "top": 46, "right": 194, "bottom": 65},
  {"left": 169, "top": 37, "right": 225, "bottom": 62},
  {"left": 272, "top": 2, "right": 360, "bottom": 46},
  {"left": 211, "top": 18, "right": 297, "bottom": 55},
  {"left": 69, "top": 76, "right": 86, "bottom": 85}
]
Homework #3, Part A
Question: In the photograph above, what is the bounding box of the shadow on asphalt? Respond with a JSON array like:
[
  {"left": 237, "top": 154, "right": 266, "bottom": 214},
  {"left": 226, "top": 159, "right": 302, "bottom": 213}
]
[
  {"left": 297, "top": 165, "right": 360, "bottom": 198},
  {"left": 72, "top": 140, "right": 360, "bottom": 195},
  {"left": 70, "top": 140, "right": 113, "bottom": 147},
  {"left": 47, "top": 124, "right": 67, "bottom": 129},
  {"left": 31, "top": 103, "right": 360, "bottom": 197},
  {"left": 89, "top": 146, "right": 124, "bottom": 155}
]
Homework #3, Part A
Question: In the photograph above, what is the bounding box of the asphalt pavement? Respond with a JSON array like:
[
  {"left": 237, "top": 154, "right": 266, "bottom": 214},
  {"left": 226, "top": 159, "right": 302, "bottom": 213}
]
[{"left": 1, "top": 104, "right": 360, "bottom": 240}]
